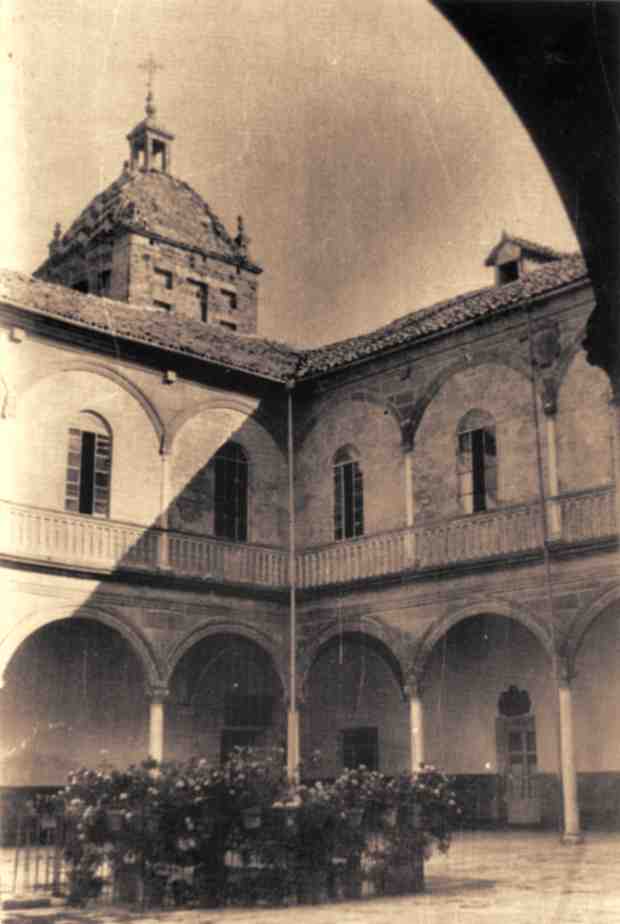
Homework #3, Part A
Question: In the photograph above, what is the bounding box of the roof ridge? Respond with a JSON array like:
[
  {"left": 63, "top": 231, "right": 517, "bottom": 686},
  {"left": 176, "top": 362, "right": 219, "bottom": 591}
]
[{"left": 0, "top": 252, "right": 588, "bottom": 384}]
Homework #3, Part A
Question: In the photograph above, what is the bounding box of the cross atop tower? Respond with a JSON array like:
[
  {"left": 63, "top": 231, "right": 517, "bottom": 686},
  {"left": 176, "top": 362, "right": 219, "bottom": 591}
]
[
  {"left": 128, "top": 55, "right": 174, "bottom": 173},
  {"left": 138, "top": 55, "right": 163, "bottom": 118}
]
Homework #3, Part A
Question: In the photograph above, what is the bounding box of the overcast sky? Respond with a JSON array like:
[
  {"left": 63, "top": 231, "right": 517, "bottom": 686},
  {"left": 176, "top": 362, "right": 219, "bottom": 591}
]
[{"left": 0, "top": 0, "right": 578, "bottom": 346}]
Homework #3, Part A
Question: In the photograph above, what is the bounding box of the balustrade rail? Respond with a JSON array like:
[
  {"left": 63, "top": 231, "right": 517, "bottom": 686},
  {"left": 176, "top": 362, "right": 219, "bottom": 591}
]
[
  {"left": 0, "top": 501, "right": 287, "bottom": 587},
  {"left": 167, "top": 531, "right": 287, "bottom": 587},
  {"left": 556, "top": 485, "right": 616, "bottom": 544},
  {"left": 0, "top": 486, "right": 615, "bottom": 591},
  {"left": 0, "top": 501, "right": 159, "bottom": 571}
]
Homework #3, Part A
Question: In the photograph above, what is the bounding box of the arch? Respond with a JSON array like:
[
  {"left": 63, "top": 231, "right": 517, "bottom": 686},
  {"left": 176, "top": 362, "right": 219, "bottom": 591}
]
[
  {"left": 0, "top": 604, "right": 164, "bottom": 692},
  {"left": 566, "top": 585, "right": 620, "bottom": 665},
  {"left": 407, "top": 353, "right": 531, "bottom": 449},
  {"left": 166, "top": 396, "right": 277, "bottom": 455},
  {"left": 296, "top": 391, "right": 402, "bottom": 451},
  {"left": 166, "top": 620, "right": 288, "bottom": 696},
  {"left": 457, "top": 408, "right": 496, "bottom": 434},
  {"left": 333, "top": 443, "right": 360, "bottom": 464},
  {"left": 413, "top": 600, "right": 554, "bottom": 678},
  {"left": 70, "top": 409, "right": 112, "bottom": 436},
  {"left": 299, "top": 617, "right": 406, "bottom": 700},
  {"left": 21, "top": 361, "right": 165, "bottom": 450}
]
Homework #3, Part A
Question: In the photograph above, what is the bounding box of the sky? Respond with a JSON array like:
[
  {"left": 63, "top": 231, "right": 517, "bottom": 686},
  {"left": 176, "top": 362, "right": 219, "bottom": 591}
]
[{"left": 0, "top": 0, "right": 579, "bottom": 347}]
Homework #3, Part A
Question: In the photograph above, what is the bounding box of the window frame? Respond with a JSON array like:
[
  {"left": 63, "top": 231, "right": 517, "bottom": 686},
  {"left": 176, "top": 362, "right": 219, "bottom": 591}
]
[
  {"left": 65, "top": 421, "right": 112, "bottom": 518},
  {"left": 457, "top": 412, "right": 497, "bottom": 514},
  {"left": 334, "top": 447, "right": 364, "bottom": 541},
  {"left": 213, "top": 441, "right": 249, "bottom": 542}
]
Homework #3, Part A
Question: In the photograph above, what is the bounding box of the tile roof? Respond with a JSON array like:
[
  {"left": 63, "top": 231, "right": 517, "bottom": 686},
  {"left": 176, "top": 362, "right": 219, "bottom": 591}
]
[
  {"left": 295, "top": 253, "right": 587, "bottom": 378},
  {"left": 0, "top": 270, "right": 297, "bottom": 381},
  {"left": 0, "top": 252, "right": 588, "bottom": 385},
  {"left": 36, "top": 169, "right": 260, "bottom": 275}
]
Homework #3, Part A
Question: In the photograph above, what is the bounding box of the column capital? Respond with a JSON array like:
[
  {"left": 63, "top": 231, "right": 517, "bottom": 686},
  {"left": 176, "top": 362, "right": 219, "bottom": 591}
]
[
  {"left": 148, "top": 683, "right": 170, "bottom": 704},
  {"left": 557, "top": 654, "right": 577, "bottom": 688},
  {"left": 402, "top": 672, "right": 425, "bottom": 700},
  {"left": 541, "top": 376, "right": 558, "bottom": 416},
  {"left": 401, "top": 419, "right": 415, "bottom": 453}
]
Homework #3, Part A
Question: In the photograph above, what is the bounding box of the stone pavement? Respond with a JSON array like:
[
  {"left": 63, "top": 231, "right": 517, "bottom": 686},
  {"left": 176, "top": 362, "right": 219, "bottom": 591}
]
[{"left": 2, "top": 831, "right": 619, "bottom": 924}]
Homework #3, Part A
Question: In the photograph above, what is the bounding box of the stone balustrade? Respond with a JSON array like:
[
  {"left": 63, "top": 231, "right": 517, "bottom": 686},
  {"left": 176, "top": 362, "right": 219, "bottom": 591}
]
[
  {"left": 0, "top": 500, "right": 287, "bottom": 587},
  {"left": 556, "top": 485, "right": 617, "bottom": 545},
  {"left": 0, "top": 484, "right": 615, "bottom": 590}
]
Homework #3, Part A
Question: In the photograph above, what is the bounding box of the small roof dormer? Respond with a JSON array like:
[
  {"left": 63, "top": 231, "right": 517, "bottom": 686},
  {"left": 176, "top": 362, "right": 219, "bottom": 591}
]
[{"left": 485, "top": 232, "right": 569, "bottom": 286}]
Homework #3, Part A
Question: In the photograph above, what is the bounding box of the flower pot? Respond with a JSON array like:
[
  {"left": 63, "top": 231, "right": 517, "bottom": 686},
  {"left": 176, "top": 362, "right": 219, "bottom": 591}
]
[
  {"left": 107, "top": 810, "right": 124, "bottom": 833},
  {"left": 241, "top": 806, "right": 262, "bottom": 830},
  {"left": 381, "top": 807, "right": 397, "bottom": 828},
  {"left": 114, "top": 866, "right": 142, "bottom": 904},
  {"left": 348, "top": 807, "right": 364, "bottom": 828}
]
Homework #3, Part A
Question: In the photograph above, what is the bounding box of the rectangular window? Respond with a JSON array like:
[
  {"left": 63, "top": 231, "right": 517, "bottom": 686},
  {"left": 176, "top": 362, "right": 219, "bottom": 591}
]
[
  {"left": 154, "top": 266, "right": 173, "bottom": 290},
  {"left": 65, "top": 429, "right": 111, "bottom": 516},
  {"left": 188, "top": 279, "right": 209, "bottom": 322},
  {"left": 97, "top": 269, "right": 111, "bottom": 296},
  {"left": 342, "top": 727, "right": 379, "bottom": 771},
  {"left": 458, "top": 428, "right": 497, "bottom": 514},
  {"left": 214, "top": 449, "right": 248, "bottom": 542},
  {"left": 224, "top": 694, "right": 273, "bottom": 728},
  {"left": 220, "top": 289, "right": 237, "bottom": 311},
  {"left": 334, "top": 461, "right": 364, "bottom": 540}
]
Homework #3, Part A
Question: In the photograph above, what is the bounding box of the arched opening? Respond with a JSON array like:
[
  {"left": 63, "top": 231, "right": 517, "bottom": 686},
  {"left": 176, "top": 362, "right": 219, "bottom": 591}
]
[
  {"left": 303, "top": 632, "right": 407, "bottom": 778},
  {"left": 423, "top": 614, "right": 557, "bottom": 827},
  {"left": 0, "top": 618, "right": 149, "bottom": 785},
  {"left": 572, "top": 602, "right": 620, "bottom": 829},
  {"left": 167, "top": 634, "right": 284, "bottom": 764}
]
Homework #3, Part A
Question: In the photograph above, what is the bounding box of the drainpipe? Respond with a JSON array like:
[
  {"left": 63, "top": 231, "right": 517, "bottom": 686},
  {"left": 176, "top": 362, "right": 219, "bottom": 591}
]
[
  {"left": 286, "top": 384, "right": 300, "bottom": 782},
  {"left": 526, "top": 307, "right": 582, "bottom": 844}
]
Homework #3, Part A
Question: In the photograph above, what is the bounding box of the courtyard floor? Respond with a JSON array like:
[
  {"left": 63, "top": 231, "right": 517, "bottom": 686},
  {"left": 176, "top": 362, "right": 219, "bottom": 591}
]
[{"left": 2, "top": 830, "right": 619, "bottom": 924}]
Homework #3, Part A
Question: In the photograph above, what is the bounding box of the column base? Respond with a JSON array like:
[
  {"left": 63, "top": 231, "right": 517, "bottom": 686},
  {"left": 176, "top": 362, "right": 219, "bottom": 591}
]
[{"left": 561, "top": 832, "right": 585, "bottom": 846}]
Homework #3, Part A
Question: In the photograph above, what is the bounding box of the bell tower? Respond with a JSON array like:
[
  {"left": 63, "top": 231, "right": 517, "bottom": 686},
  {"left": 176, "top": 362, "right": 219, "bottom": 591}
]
[{"left": 127, "top": 56, "right": 174, "bottom": 173}]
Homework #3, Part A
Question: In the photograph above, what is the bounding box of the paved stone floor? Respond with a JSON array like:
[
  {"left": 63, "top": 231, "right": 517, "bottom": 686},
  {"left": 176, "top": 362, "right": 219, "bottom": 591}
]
[{"left": 2, "top": 831, "right": 619, "bottom": 924}]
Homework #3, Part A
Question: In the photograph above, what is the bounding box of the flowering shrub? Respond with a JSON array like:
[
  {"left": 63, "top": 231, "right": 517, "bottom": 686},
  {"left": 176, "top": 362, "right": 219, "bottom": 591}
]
[{"left": 56, "top": 753, "right": 459, "bottom": 907}]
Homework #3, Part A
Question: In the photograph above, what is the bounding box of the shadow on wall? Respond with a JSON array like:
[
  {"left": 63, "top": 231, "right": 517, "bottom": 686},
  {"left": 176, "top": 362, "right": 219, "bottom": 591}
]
[{"left": 0, "top": 401, "right": 290, "bottom": 786}]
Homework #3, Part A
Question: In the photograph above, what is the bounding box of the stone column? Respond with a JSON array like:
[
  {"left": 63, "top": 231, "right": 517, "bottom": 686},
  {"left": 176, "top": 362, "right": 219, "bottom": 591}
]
[
  {"left": 557, "top": 658, "right": 583, "bottom": 843},
  {"left": 158, "top": 450, "right": 171, "bottom": 569},
  {"left": 149, "top": 686, "right": 169, "bottom": 763},
  {"left": 402, "top": 422, "right": 417, "bottom": 567},
  {"left": 544, "top": 408, "right": 562, "bottom": 538},
  {"left": 287, "top": 698, "right": 301, "bottom": 784},
  {"left": 405, "top": 677, "right": 425, "bottom": 772}
]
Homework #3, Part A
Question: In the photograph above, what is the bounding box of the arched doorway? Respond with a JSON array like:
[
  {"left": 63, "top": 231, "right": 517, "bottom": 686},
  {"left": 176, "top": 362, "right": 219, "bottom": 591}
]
[
  {"left": 0, "top": 618, "right": 149, "bottom": 785},
  {"left": 167, "top": 634, "right": 285, "bottom": 764},
  {"left": 303, "top": 632, "right": 407, "bottom": 778},
  {"left": 423, "top": 614, "right": 557, "bottom": 826}
]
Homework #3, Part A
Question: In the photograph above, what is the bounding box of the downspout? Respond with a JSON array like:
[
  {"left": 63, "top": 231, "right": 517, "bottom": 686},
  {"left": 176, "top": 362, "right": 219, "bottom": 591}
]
[
  {"left": 525, "top": 306, "right": 581, "bottom": 842},
  {"left": 286, "top": 383, "right": 300, "bottom": 782}
]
